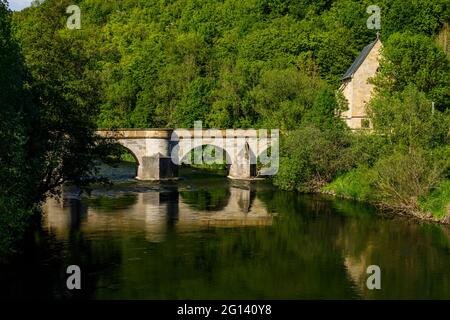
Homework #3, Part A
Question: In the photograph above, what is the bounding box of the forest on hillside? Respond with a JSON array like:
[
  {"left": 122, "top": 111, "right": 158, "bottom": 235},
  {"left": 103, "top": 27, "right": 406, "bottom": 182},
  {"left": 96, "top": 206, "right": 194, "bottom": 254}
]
[
  {"left": 11, "top": 0, "right": 450, "bottom": 129},
  {"left": 1, "top": 0, "right": 450, "bottom": 255}
]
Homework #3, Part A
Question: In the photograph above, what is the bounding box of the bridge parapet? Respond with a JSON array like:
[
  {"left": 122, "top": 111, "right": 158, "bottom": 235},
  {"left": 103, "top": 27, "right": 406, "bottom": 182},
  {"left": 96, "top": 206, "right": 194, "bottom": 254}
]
[{"left": 96, "top": 129, "right": 174, "bottom": 139}]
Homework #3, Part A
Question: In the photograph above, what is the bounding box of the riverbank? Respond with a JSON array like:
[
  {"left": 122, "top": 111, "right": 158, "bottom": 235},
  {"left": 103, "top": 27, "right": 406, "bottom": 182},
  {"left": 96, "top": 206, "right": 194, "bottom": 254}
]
[
  {"left": 4, "top": 168, "right": 450, "bottom": 299},
  {"left": 105, "top": 160, "right": 450, "bottom": 224},
  {"left": 323, "top": 172, "right": 450, "bottom": 225}
]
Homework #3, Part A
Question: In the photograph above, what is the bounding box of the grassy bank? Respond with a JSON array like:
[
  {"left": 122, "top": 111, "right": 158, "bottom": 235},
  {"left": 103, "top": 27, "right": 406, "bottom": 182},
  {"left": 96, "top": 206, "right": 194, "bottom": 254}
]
[
  {"left": 324, "top": 169, "right": 450, "bottom": 223},
  {"left": 420, "top": 181, "right": 450, "bottom": 220}
]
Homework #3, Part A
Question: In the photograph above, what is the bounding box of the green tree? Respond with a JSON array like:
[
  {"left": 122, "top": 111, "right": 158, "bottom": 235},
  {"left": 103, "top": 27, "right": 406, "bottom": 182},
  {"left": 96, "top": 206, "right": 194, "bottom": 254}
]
[
  {"left": 369, "top": 86, "right": 450, "bottom": 151},
  {"left": 371, "top": 150, "right": 446, "bottom": 214},
  {"left": 274, "top": 125, "right": 354, "bottom": 192},
  {"left": 0, "top": 0, "right": 39, "bottom": 256},
  {"left": 249, "top": 66, "right": 327, "bottom": 130},
  {"left": 372, "top": 32, "right": 450, "bottom": 109},
  {"left": 379, "top": 0, "right": 450, "bottom": 38}
]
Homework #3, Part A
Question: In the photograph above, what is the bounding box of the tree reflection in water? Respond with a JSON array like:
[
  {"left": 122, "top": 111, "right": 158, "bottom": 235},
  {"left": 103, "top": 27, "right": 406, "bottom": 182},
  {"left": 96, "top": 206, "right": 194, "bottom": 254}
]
[{"left": 1, "top": 178, "right": 450, "bottom": 299}]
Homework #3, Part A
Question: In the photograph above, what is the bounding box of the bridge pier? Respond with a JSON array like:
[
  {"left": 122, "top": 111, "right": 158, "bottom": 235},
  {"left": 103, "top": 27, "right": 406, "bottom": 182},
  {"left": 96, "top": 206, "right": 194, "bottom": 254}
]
[
  {"left": 135, "top": 132, "right": 178, "bottom": 180},
  {"left": 228, "top": 162, "right": 257, "bottom": 180},
  {"left": 139, "top": 154, "right": 178, "bottom": 180},
  {"left": 227, "top": 138, "right": 257, "bottom": 180}
]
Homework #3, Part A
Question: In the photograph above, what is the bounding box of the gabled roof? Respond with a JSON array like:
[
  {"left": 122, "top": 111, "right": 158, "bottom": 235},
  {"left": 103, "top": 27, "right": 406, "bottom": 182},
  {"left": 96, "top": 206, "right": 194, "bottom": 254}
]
[{"left": 341, "top": 37, "right": 380, "bottom": 81}]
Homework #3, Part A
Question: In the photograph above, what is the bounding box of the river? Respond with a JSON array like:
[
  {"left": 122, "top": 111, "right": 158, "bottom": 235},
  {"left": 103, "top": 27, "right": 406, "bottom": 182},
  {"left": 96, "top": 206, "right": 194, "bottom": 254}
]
[{"left": 1, "top": 164, "right": 450, "bottom": 299}]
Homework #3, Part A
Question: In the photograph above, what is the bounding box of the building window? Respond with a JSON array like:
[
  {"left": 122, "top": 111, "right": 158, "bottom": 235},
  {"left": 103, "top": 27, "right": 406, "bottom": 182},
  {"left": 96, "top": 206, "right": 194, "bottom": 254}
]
[{"left": 361, "top": 119, "right": 371, "bottom": 129}]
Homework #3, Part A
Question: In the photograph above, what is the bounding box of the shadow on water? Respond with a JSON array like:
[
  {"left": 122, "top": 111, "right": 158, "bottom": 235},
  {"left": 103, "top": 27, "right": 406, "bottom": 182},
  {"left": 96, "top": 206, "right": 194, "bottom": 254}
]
[{"left": 1, "top": 165, "right": 450, "bottom": 299}]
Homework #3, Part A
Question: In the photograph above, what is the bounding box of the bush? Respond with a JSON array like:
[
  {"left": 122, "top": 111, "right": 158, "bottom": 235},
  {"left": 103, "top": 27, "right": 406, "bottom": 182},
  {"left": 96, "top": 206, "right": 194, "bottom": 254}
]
[
  {"left": 0, "top": 198, "right": 37, "bottom": 259},
  {"left": 326, "top": 148, "right": 449, "bottom": 219},
  {"left": 369, "top": 86, "right": 450, "bottom": 151},
  {"left": 371, "top": 149, "right": 445, "bottom": 213},
  {"left": 420, "top": 180, "right": 450, "bottom": 219},
  {"left": 350, "top": 132, "right": 392, "bottom": 167},
  {"left": 274, "top": 125, "right": 354, "bottom": 192},
  {"left": 324, "top": 166, "right": 376, "bottom": 201},
  {"left": 371, "top": 32, "right": 450, "bottom": 108}
]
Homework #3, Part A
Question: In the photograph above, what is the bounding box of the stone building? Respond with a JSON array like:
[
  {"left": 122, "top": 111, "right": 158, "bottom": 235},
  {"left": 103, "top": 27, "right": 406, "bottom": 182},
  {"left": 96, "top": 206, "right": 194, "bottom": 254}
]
[{"left": 339, "top": 35, "right": 382, "bottom": 129}]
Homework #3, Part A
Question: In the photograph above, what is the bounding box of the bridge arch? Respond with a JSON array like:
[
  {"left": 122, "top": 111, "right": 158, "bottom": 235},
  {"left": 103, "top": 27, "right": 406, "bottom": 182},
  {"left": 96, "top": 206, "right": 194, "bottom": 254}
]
[
  {"left": 180, "top": 187, "right": 231, "bottom": 211},
  {"left": 111, "top": 143, "right": 140, "bottom": 179},
  {"left": 113, "top": 143, "right": 140, "bottom": 165},
  {"left": 178, "top": 144, "right": 232, "bottom": 167}
]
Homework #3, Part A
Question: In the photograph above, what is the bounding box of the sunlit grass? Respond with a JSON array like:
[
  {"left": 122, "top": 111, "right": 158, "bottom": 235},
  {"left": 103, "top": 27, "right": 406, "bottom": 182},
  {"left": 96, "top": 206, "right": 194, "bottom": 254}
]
[
  {"left": 420, "top": 180, "right": 450, "bottom": 218},
  {"left": 324, "top": 166, "right": 376, "bottom": 202}
]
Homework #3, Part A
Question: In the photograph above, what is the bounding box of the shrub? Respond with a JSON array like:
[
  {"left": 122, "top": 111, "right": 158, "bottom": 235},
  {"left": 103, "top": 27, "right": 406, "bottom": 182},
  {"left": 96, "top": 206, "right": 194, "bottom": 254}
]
[
  {"left": 371, "top": 149, "right": 445, "bottom": 214},
  {"left": 350, "top": 132, "right": 392, "bottom": 167},
  {"left": 0, "top": 198, "right": 37, "bottom": 259},
  {"left": 324, "top": 166, "right": 376, "bottom": 201},
  {"left": 369, "top": 86, "right": 450, "bottom": 151},
  {"left": 420, "top": 180, "right": 450, "bottom": 219},
  {"left": 274, "top": 125, "right": 354, "bottom": 192}
]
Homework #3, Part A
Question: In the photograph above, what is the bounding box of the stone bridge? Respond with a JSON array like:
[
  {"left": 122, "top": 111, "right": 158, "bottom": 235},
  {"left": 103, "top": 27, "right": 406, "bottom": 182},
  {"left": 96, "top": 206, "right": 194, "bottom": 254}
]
[
  {"left": 44, "top": 184, "right": 274, "bottom": 242},
  {"left": 96, "top": 129, "right": 278, "bottom": 180}
]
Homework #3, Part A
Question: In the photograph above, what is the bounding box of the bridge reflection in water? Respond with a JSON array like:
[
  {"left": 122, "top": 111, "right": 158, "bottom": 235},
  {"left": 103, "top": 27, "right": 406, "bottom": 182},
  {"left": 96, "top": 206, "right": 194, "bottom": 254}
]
[
  {"left": 14, "top": 182, "right": 450, "bottom": 299},
  {"left": 43, "top": 184, "right": 274, "bottom": 242}
]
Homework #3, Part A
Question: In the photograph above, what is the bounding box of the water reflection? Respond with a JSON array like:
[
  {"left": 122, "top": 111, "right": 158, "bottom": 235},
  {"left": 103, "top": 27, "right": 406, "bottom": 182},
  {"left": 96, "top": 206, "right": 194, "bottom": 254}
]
[
  {"left": 43, "top": 185, "right": 274, "bottom": 243},
  {"left": 2, "top": 177, "right": 450, "bottom": 299}
]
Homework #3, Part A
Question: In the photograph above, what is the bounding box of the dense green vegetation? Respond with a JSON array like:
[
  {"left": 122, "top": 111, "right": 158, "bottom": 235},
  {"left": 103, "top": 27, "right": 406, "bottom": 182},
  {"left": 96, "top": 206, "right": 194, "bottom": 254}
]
[
  {"left": 0, "top": 0, "right": 35, "bottom": 254},
  {"left": 0, "top": 0, "right": 118, "bottom": 257},
  {"left": 1, "top": 0, "right": 449, "bottom": 255},
  {"left": 13, "top": 0, "right": 389, "bottom": 129},
  {"left": 325, "top": 34, "right": 450, "bottom": 219}
]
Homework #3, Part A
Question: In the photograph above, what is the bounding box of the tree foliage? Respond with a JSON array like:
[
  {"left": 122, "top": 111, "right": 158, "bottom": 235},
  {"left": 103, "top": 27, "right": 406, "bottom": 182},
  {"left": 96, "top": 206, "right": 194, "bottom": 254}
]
[
  {"left": 13, "top": 0, "right": 449, "bottom": 130},
  {"left": 0, "top": 0, "right": 38, "bottom": 255},
  {"left": 372, "top": 32, "right": 450, "bottom": 109},
  {"left": 1, "top": 0, "right": 449, "bottom": 237},
  {"left": 1, "top": 0, "right": 118, "bottom": 255}
]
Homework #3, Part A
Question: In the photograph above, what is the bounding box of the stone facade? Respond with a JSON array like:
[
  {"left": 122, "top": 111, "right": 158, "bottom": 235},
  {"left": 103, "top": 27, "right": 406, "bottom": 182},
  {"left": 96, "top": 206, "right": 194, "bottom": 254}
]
[{"left": 340, "top": 38, "right": 382, "bottom": 130}]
